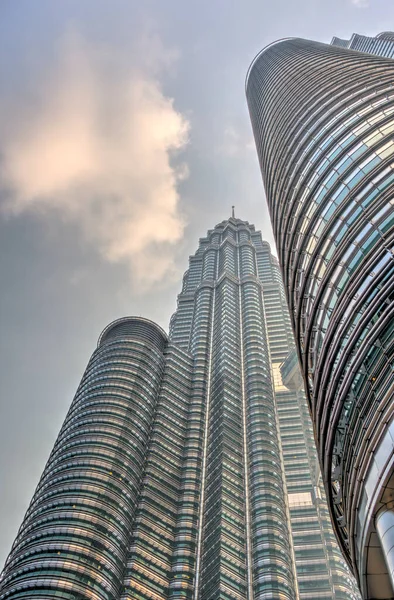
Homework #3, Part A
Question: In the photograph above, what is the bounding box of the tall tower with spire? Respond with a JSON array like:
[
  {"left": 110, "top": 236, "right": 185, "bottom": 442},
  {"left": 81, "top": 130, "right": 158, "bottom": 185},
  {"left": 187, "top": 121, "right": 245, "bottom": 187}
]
[{"left": 0, "top": 218, "right": 359, "bottom": 600}]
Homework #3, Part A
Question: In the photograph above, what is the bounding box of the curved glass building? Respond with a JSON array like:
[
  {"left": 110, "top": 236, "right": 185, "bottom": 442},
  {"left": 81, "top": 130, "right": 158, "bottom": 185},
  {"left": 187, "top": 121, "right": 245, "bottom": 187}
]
[
  {"left": 1, "top": 218, "right": 359, "bottom": 600},
  {"left": 246, "top": 38, "right": 394, "bottom": 598},
  {"left": 0, "top": 317, "right": 170, "bottom": 600}
]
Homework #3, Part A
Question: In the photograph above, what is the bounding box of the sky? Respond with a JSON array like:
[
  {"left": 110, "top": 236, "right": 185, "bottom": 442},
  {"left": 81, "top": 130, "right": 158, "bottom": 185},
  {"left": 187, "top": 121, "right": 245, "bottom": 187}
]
[{"left": 1, "top": 0, "right": 394, "bottom": 567}]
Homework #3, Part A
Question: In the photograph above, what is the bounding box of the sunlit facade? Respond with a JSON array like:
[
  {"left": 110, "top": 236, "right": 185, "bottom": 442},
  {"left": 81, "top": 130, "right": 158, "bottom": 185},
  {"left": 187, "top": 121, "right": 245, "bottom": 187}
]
[
  {"left": 1, "top": 217, "right": 360, "bottom": 600},
  {"left": 246, "top": 37, "right": 394, "bottom": 598}
]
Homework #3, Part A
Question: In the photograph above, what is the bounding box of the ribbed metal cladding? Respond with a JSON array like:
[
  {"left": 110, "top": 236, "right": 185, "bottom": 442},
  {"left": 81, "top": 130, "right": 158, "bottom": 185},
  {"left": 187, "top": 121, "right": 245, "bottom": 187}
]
[
  {"left": 99, "top": 317, "right": 168, "bottom": 352},
  {"left": 0, "top": 317, "right": 168, "bottom": 600},
  {"left": 170, "top": 218, "right": 297, "bottom": 600},
  {"left": 120, "top": 343, "right": 195, "bottom": 600},
  {"left": 246, "top": 38, "right": 394, "bottom": 596}
]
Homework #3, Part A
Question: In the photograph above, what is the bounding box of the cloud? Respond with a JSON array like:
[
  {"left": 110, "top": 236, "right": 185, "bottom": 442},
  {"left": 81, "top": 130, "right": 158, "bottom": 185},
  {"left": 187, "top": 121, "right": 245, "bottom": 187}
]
[
  {"left": 350, "top": 0, "right": 369, "bottom": 7},
  {"left": 0, "top": 30, "right": 189, "bottom": 289}
]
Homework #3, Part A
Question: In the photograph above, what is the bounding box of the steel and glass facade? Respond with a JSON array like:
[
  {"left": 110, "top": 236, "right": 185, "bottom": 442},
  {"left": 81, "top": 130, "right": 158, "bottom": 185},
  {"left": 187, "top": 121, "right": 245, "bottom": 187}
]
[
  {"left": 260, "top": 243, "right": 359, "bottom": 600},
  {"left": 246, "top": 37, "right": 394, "bottom": 598},
  {"left": 0, "top": 317, "right": 170, "bottom": 600},
  {"left": 170, "top": 218, "right": 297, "bottom": 600},
  {"left": 331, "top": 31, "right": 394, "bottom": 59},
  {"left": 1, "top": 217, "right": 360, "bottom": 599}
]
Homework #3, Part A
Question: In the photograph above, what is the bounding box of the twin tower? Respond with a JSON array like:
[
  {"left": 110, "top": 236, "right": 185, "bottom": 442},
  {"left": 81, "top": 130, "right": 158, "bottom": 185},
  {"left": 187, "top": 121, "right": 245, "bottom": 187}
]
[
  {"left": 2, "top": 32, "right": 394, "bottom": 600},
  {"left": 0, "top": 219, "right": 358, "bottom": 599}
]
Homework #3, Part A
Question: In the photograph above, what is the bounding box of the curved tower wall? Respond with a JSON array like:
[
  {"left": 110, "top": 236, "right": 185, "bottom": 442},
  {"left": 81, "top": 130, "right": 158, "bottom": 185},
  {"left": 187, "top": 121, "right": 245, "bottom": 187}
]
[
  {"left": 120, "top": 342, "right": 195, "bottom": 600},
  {"left": 0, "top": 318, "right": 168, "bottom": 600},
  {"left": 246, "top": 38, "right": 394, "bottom": 598}
]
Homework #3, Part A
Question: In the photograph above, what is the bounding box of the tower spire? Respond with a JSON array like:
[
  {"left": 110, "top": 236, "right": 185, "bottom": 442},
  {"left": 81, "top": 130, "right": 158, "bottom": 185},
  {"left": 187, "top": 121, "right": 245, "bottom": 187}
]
[{"left": 232, "top": 205, "right": 235, "bottom": 218}]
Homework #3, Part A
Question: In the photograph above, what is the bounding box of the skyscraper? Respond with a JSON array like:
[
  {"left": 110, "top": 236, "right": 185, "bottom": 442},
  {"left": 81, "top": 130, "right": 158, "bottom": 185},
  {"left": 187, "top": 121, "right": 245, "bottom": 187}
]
[
  {"left": 331, "top": 31, "right": 394, "bottom": 58},
  {"left": 246, "top": 38, "right": 394, "bottom": 598},
  {"left": 259, "top": 244, "right": 360, "bottom": 599},
  {"left": 0, "top": 218, "right": 358, "bottom": 600}
]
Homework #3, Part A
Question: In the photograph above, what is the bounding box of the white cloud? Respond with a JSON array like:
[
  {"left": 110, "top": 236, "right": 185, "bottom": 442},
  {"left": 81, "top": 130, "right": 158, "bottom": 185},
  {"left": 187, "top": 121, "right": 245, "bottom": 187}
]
[{"left": 0, "top": 30, "right": 189, "bottom": 289}]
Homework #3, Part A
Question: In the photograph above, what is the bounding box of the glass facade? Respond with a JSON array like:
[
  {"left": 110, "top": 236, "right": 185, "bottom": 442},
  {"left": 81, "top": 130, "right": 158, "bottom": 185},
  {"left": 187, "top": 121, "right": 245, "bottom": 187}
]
[
  {"left": 260, "top": 243, "right": 359, "bottom": 600},
  {"left": 246, "top": 37, "right": 394, "bottom": 598},
  {"left": 169, "top": 218, "right": 297, "bottom": 599},
  {"left": 0, "top": 317, "right": 170, "bottom": 600},
  {"left": 0, "top": 218, "right": 360, "bottom": 599}
]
